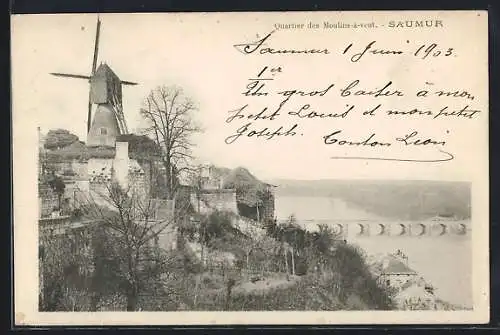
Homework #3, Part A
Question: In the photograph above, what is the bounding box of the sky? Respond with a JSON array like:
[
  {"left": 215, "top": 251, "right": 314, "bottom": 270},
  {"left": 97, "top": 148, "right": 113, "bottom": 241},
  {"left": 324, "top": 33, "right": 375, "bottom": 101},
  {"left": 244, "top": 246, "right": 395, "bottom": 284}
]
[{"left": 12, "top": 12, "right": 488, "bottom": 181}]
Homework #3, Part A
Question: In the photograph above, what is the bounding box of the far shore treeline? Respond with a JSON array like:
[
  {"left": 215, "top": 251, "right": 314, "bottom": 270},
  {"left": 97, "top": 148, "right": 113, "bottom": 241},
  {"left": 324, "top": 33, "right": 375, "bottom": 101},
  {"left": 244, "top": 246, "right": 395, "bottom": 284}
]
[{"left": 271, "top": 179, "right": 471, "bottom": 221}]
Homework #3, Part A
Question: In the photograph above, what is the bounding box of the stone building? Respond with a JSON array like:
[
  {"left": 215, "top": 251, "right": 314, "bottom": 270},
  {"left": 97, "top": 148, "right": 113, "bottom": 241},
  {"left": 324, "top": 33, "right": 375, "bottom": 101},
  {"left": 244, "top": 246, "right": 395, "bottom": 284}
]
[
  {"left": 260, "top": 183, "right": 276, "bottom": 222},
  {"left": 378, "top": 255, "right": 418, "bottom": 291},
  {"left": 87, "top": 104, "right": 121, "bottom": 147},
  {"left": 395, "top": 281, "right": 436, "bottom": 310},
  {"left": 87, "top": 63, "right": 125, "bottom": 147},
  {"left": 188, "top": 164, "right": 238, "bottom": 215},
  {"left": 195, "top": 165, "right": 277, "bottom": 222}
]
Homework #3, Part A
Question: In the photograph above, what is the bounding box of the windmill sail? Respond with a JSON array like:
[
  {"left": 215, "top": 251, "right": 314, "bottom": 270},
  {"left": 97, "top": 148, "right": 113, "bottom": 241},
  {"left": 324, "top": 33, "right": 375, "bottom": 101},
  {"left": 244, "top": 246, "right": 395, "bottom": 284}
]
[
  {"left": 50, "top": 73, "right": 91, "bottom": 80},
  {"left": 110, "top": 87, "right": 128, "bottom": 134},
  {"left": 88, "top": 17, "right": 102, "bottom": 133},
  {"left": 50, "top": 16, "right": 137, "bottom": 140},
  {"left": 92, "top": 17, "right": 101, "bottom": 75}
]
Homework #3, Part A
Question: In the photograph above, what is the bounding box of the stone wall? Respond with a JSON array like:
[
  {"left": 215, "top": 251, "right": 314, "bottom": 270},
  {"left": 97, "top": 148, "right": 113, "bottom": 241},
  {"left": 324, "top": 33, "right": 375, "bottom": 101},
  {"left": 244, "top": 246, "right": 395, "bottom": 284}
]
[
  {"left": 261, "top": 190, "right": 275, "bottom": 222},
  {"left": 71, "top": 161, "right": 88, "bottom": 179},
  {"left": 190, "top": 189, "right": 238, "bottom": 214},
  {"left": 88, "top": 158, "right": 113, "bottom": 182},
  {"left": 157, "top": 225, "right": 178, "bottom": 251},
  {"left": 88, "top": 181, "right": 113, "bottom": 209},
  {"left": 151, "top": 199, "right": 177, "bottom": 251},
  {"left": 51, "top": 160, "right": 89, "bottom": 179},
  {"left": 128, "top": 160, "right": 148, "bottom": 202},
  {"left": 39, "top": 184, "right": 59, "bottom": 217}
]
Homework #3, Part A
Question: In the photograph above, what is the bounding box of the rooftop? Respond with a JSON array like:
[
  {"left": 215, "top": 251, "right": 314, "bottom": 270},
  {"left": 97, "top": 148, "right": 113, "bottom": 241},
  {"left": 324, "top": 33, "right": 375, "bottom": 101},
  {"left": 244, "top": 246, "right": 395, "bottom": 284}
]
[{"left": 382, "top": 256, "right": 417, "bottom": 275}]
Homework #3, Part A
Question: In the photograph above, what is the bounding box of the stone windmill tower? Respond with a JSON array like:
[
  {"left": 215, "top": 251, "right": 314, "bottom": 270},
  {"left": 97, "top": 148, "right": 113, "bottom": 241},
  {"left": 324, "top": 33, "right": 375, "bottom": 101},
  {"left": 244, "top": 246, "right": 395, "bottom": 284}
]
[{"left": 51, "top": 16, "right": 138, "bottom": 147}]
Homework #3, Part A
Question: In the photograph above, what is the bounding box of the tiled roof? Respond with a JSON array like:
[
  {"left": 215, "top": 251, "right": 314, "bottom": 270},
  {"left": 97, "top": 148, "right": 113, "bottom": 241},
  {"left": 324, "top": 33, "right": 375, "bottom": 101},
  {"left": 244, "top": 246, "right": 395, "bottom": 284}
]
[{"left": 382, "top": 257, "right": 417, "bottom": 275}]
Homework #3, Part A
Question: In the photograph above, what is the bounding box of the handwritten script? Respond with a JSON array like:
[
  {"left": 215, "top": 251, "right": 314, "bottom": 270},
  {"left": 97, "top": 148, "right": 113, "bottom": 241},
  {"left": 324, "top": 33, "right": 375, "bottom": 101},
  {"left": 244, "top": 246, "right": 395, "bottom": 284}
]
[{"left": 225, "top": 30, "right": 483, "bottom": 163}]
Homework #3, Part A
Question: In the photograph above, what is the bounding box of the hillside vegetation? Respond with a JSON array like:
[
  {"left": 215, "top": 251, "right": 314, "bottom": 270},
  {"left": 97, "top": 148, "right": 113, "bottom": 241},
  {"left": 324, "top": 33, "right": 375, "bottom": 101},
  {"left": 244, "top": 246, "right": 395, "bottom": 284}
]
[
  {"left": 40, "top": 159, "right": 395, "bottom": 311},
  {"left": 177, "top": 211, "right": 393, "bottom": 311}
]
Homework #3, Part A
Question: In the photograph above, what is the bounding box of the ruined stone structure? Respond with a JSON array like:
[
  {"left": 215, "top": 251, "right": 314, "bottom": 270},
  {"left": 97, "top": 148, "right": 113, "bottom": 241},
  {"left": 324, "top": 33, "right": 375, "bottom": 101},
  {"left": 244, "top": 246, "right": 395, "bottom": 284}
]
[
  {"left": 38, "top": 140, "right": 176, "bottom": 309},
  {"left": 189, "top": 189, "right": 238, "bottom": 215},
  {"left": 38, "top": 183, "right": 60, "bottom": 218},
  {"left": 261, "top": 183, "right": 276, "bottom": 222},
  {"left": 194, "top": 164, "right": 276, "bottom": 222},
  {"left": 199, "top": 164, "right": 226, "bottom": 190}
]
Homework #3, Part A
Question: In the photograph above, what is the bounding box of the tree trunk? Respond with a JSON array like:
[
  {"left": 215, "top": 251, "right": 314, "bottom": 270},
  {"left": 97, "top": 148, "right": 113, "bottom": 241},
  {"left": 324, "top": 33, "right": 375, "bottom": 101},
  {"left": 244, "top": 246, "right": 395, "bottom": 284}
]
[
  {"left": 193, "top": 224, "right": 206, "bottom": 308},
  {"left": 284, "top": 246, "right": 289, "bottom": 280},
  {"left": 148, "top": 161, "right": 153, "bottom": 197},
  {"left": 90, "top": 292, "right": 99, "bottom": 311},
  {"left": 246, "top": 250, "right": 250, "bottom": 273},
  {"left": 126, "top": 285, "right": 138, "bottom": 311},
  {"left": 291, "top": 248, "right": 295, "bottom": 276},
  {"left": 193, "top": 275, "right": 200, "bottom": 308},
  {"left": 197, "top": 190, "right": 200, "bottom": 213},
  {"left": 57, "top": 193, "right": 62, "bottom": 211},
  {"left": 224, "top": 287, "right": 232, "bottom": 311},
  {"left": 164, "top": 161, "right": 172, "bottom": 199}
]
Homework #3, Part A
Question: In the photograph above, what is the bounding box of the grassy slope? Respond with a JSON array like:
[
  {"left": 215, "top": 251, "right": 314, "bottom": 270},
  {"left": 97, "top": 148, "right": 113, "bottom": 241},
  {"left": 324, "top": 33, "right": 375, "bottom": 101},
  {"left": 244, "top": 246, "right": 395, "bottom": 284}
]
[{"left": 193, "top": 272, "right": 392, "bottom": 311}]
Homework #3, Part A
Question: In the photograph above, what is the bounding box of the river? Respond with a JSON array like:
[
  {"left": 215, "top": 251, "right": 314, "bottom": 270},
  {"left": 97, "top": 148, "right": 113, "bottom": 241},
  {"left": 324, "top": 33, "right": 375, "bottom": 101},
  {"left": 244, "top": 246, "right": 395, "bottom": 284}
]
[{"left": 275, "top": 195, "right": 472, "bottom": 309}]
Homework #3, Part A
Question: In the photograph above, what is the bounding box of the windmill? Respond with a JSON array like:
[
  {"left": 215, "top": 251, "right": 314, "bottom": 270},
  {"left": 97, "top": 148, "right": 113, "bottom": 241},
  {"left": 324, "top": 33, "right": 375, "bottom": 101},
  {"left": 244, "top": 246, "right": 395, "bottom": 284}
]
[{"left": 50, "top": 16, "right": 137, "bottom": 146}]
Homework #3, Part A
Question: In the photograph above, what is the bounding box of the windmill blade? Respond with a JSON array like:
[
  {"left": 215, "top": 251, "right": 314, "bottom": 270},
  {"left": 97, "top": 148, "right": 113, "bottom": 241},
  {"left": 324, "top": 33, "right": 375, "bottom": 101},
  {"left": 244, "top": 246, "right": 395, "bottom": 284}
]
[
  {"left": 121, "top": 80, "right": 138, "bottom": 86},
  {"left": 87, "top": 92, "right": 93, "bottom": 133},
  {"left": 92, "top": 16, "right": 101, "bottom": 75},
  {"left": 51, "top": 73, "right": 91, "bottom": 80},
  {"left": 110, "top": 90, "right": 128, "bottom": 134},
  {"left": 87, "top": 16, "right": 101, "bottom": 133}
]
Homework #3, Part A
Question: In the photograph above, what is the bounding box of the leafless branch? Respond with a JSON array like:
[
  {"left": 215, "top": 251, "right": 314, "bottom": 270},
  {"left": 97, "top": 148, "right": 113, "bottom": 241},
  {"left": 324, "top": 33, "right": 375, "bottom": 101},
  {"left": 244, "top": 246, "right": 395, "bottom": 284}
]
[{"left": 139, "top": 85, "right": 203, "bottom": 199}]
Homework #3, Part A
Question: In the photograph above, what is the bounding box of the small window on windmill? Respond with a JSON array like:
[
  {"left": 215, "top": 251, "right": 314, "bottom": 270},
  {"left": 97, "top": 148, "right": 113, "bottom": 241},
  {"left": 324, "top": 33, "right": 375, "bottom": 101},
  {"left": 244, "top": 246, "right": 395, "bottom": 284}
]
[{"left": 99, "top": 127, "right": 108, "bottom": 135}]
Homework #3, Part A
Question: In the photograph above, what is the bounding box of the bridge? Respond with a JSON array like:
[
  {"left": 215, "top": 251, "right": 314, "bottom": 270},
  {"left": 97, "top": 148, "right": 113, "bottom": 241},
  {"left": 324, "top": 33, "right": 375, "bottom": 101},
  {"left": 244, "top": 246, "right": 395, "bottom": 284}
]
[{"left": 276, "top": 219, "right": 470, "bottom": 238}]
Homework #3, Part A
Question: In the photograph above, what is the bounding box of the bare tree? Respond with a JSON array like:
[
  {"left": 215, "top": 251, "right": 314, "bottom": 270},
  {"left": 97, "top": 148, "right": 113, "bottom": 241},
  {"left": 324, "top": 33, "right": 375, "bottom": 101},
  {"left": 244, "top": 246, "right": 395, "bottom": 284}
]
[
  {"left": 79, "top": 181, "right": 178, "bottom": 311},
  {"left": 140, "top": 85, "right": 202, "bottom": 200}
]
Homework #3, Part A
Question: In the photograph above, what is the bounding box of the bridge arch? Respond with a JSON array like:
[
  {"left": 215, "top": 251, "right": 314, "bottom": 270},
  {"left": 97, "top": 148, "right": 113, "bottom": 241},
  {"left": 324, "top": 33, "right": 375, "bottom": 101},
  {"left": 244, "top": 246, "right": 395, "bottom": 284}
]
[
  {"left": 332, "top": 223, "right": 344, "bottom": 235},
  {"left": 412, "top": 223, "right": 426, "bottom": 236},
  {"left": 354, "top": 223, "right": 366, "bottom": 236},
  {"left": 373, "top": 223, "right": 385, "bottom": 235},
  {"left": 392, "top": 223, "right": 406, "bottom": 236},
  {"left": 434, "top": 223, "right": 447, "bottom": 236}
]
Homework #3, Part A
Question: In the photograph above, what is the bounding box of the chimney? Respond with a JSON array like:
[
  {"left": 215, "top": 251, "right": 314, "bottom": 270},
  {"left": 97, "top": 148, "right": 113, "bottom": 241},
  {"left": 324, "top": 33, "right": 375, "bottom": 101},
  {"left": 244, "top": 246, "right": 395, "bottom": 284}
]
[{"left": 114, "top": 141, "right": 129, "bottom": 189}]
